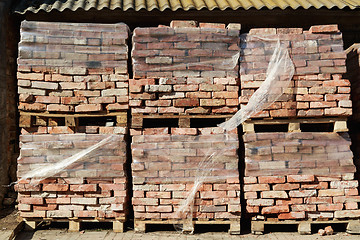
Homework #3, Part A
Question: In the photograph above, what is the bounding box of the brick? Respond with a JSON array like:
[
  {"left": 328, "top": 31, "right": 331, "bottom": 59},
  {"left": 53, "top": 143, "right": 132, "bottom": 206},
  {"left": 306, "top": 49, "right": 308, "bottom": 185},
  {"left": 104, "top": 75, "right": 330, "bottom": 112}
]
[
  {"left": 247, "top": 199, "right": 274, "bottom": 206},
  {"left": 289, "top": 190, "right": 317, "bottom": 198},
  {"left": 318, "top": 204, "right": 343, "bottom": 211},
  {"left": 71, "top": 198, "right": 97, "bottom": 205},
  {"left": 47, "top": 104, "right": 73, "bottom": 112},
  {"left": 278, "top": 211, "right": 305, "bottom": 220},
  {"left": 75, "top": 104, "right": 102, "bottom": 112},
  {"left": 334, "top": 210, "right": 360, "bottom": 219},
  {"left": 330, "top": 181, "right": 358, "bottom": 189},
  {"left": 244, "top": 184, "right": 270, "bottom": 192},
  {"left": 47, "top": 210, "right": 73, "bottom": 218},
  {"left": 309, "top": 24, "right": 339, "bottom": 33},
  {"left": 291, "top": 204, "right": 317, "bottom": 212},
  {"left": 60, "top": 82, "right": 86, "bottom": 90},
  {"left": 261, "top": 191, "right": 288, "bottom": 199},
  {"left": 171, "top": 128, "right": 197, "bottom": 135},
  {"left": 42, "top": 184, "right": 69, "bottom": 191},
  {"left": 17, "top": 72, "right": 44, "bottom": 80},
  {"left": 174, "top": 99, "right": 199, "bottom": 107},
  {"left": 287, "top": 175, "right": 315, "bottom": 183},
  {"left": 318, "top": 189, "right": 345, "bottom": 197},
  {"left": 20, "top": 197, "right": 44, "bottom": 205},
  {"left": 70, "top": 184, "right": 97, "bottom": 192},
  {"left": 258, "top": 176, "right": 285, "bottom": 184},
  {"left": 261, "top": 205, "right": 289, "bottom": 214}
]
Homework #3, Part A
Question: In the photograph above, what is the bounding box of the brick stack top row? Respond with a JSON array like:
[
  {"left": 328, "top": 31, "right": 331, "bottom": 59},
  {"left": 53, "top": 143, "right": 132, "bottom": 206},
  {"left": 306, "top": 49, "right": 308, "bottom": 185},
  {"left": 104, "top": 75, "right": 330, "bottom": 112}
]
[{"left": 17, "top": 20, "right": 352, "bottom": 119}]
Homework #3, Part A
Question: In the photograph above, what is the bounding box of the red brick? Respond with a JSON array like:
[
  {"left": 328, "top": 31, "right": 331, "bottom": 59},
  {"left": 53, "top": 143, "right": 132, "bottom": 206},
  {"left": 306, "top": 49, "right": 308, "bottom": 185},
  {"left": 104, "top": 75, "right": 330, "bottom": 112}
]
[
  {"left": 334, "top": 210, "right": 360, "bottom": 218},
  {"left": 244, "top": 184, "right": 270, "bottom": 192},
  {"left": 17, "top": 72, "right": 44, "bottom": 80},
  {"left": 309, "top": 24, "right": 339, "bottom": 33},
  {"left": 171, "top": 128, "right": 197, "bottom": 135},
  {"left": 258, "top": 176, "right": 285, "bottom": 184},
  {"left": 174, "top": 99, "right": 199, "bottom": 107},
  {"left": 287, "top": 175, "right": 315, "bottom": 183},
  {"left": 261, "top": 205, "right": 289, "bottom": 214},
  {"left": 278, "top": 211, "right": 305, "bottom": 220},
  {"left": 70, "top": 184, "right": 97, "bottom": 192},
  {"left": 75, "top": 104, "right": 102, "bottom": 112},
  {"left": 318, "top": 189, "right": 345, "bottom": 197},
  {"left": 43, "top": 184, "right": 69, "bottom": 191},
  {"left": 143, "top": 128, "right": 168, "bottom": 135},
  {"left": 318, "top": 204, "right": 343, "bottom": 211}
]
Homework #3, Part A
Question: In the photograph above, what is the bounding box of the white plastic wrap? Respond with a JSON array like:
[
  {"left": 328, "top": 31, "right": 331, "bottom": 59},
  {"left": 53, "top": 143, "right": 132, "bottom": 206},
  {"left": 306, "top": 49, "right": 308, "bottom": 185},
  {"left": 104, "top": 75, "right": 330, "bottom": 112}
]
[
  {"left": 17, "top": 134, "right": 127, "bottom": 184},
  {"left": 220, "top": 40, "right": 295, "bottom": 131}
]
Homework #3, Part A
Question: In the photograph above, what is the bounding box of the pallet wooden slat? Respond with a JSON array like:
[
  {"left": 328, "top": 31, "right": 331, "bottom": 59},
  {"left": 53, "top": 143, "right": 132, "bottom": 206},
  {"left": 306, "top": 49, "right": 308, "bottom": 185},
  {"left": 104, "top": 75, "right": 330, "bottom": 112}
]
[
  {"left": 131, "top": 114, "right": 233, "bottom": 128},
  {"left": 19, "top": 111, "right": 128, "bottom": 128},
  {"left": 242, "top": 117, "right": 348, "bottom": 133}
]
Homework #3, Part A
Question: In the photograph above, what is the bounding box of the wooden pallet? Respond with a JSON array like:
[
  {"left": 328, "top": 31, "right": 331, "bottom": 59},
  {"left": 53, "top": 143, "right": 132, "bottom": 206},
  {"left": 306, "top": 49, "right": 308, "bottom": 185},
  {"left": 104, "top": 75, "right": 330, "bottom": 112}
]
[
  {"left": 19, "top": 111, "right": 128, "bottom": 128},
  {"left": 242, "top": 117, "right": 348, "bottom": 133},
  {"left": 23, "top": 217, "right": 126, "bottom": 233},
  {"left": 134, "top": 219, "right": 240, "bottom": 235},
  {"left": 131, "top": 113, "right": 233, "bottom": 128},
  {"left": 251, "top": 219, "right": 360, "bottom": 235}
]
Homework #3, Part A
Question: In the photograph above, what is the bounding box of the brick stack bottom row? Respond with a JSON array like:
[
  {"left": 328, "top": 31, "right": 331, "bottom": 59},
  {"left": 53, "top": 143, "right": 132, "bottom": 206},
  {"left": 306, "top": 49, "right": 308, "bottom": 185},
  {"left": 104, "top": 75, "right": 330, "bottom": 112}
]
[
  {"left": 243, "top": 132, "right": 360, "bottom": 220},
  {"left": 16, "top": 127, "right": 129, "bottom": 221},
  {"left": 131, "top": 127, "right": 241, "bottom": 221}
]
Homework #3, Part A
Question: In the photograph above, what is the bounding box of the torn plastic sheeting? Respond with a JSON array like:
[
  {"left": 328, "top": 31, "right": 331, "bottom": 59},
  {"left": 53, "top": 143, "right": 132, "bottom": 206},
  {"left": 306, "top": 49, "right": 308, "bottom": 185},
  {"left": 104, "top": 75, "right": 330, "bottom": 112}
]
[
  {"left": 170, "top": 39, "right": 295, "bottom": 231},
  {"left": 17, "top": 134, "right": 126, "bottom": 183},
  {"left": 243, "top": 132, "right": 355, "bottom": 177},
  {"left": 131, "top": 129, "right": 240, "bottom": 222},
  {"left": 132, "top": 134, "right": 239, "bottom": 184},
  {"left": 220, "top": 40, "right": 295, "bottom": 131}
]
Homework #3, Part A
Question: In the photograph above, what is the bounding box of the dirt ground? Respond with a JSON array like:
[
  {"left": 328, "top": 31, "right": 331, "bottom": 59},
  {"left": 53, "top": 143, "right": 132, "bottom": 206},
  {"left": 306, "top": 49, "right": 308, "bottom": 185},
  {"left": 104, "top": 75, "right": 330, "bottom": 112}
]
[
  {"left": 1, "top": 209, "right": 359, "bottom": 240},
  {"left": 14, "top": 229, "right": 360, "bottom": 240},
  {"left": 0, "top": 208, "right": 20, "bottom": 230},
  {"left": 13, "top": 221, "right": 360, "bottom": 240}
]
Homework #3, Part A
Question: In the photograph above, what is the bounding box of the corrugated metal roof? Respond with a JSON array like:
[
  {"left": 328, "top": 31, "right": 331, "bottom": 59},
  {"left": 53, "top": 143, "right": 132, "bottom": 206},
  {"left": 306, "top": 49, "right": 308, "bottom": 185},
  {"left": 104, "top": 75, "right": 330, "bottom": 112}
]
[{"left": 13, "top": 0, "right": 360, "bottom": 14}]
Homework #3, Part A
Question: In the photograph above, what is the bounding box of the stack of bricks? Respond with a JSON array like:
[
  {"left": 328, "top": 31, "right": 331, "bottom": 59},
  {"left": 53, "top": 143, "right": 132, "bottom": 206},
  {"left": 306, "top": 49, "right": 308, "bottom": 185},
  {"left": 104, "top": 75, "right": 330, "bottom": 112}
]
[
  {"left": 17, "top": 21, "right": 129, "bottom": 113},
  {"left": 130, "top": 21, "right": 241, "bottom": 115},
  {"left": 243, "top": 132, "right": 360, "bottom": 220},
  {"left": 240, "top": 24, "right": 352, "bottom": 118},
  {"left": 16, "top": 126, "right": 129, "bottom": 221},
  {"left": 16, "top": 20, "right": 131, "bottom": 227},
  {"left": 131, "top": 127, "right": 240, "bottom": 221}
]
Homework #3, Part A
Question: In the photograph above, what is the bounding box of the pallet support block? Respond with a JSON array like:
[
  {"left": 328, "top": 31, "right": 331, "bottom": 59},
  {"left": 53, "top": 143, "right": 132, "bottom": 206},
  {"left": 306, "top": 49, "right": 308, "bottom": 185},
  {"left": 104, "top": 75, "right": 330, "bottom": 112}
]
[
  {"left": 134, "top": 221, "right": 146, "bottom": 233},
  {"left": 298, "top": 222, "right": 311, "bottom": 235},
  {"left": 182, "top": 219, "right": 195, "bottom": 234},
  {"left": 113, "top": 220, "right": 124, "bottom": 233},
  {"left": 24, "top": 220, "right": 39, "bottom": 231},
  {"left": 288, "top": 122, "right": 301, "bottom": 132},
  {"left": 334, "top": 120, "right": 348, "bottom": 132},
  {"left": 229, "top": 220, "right": 241, "bottom": 235},
  {"left": 346, "top": 220, "right": 360, "bottom": 234},
  {"left": 68, "top": 220, "right": 80, "bottom": 232},
  {"left": 251, "top": 221, "right": 264, "bottom": 235}
]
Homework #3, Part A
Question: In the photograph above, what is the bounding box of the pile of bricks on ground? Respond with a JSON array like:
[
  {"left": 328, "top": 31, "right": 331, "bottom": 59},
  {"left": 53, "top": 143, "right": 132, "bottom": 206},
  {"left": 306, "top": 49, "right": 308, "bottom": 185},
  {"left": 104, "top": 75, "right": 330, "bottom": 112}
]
[
  {"left": 243, "top": 132, "right": 360, "bottom": 220},
  {"left": 130, "top": 21, "right": 241, "bottom": 115},
  {"left": 16, "top": 126, "right": 129, "bottom": 220},
  {"left": 130, "top": 127, "right": 241, "bottom": 220},
  {"left": 17, "top": 21, "right": 129, "bottom": 113},
  {"left": 240, "top": 25, "right": 352, "bottom": 118}
]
